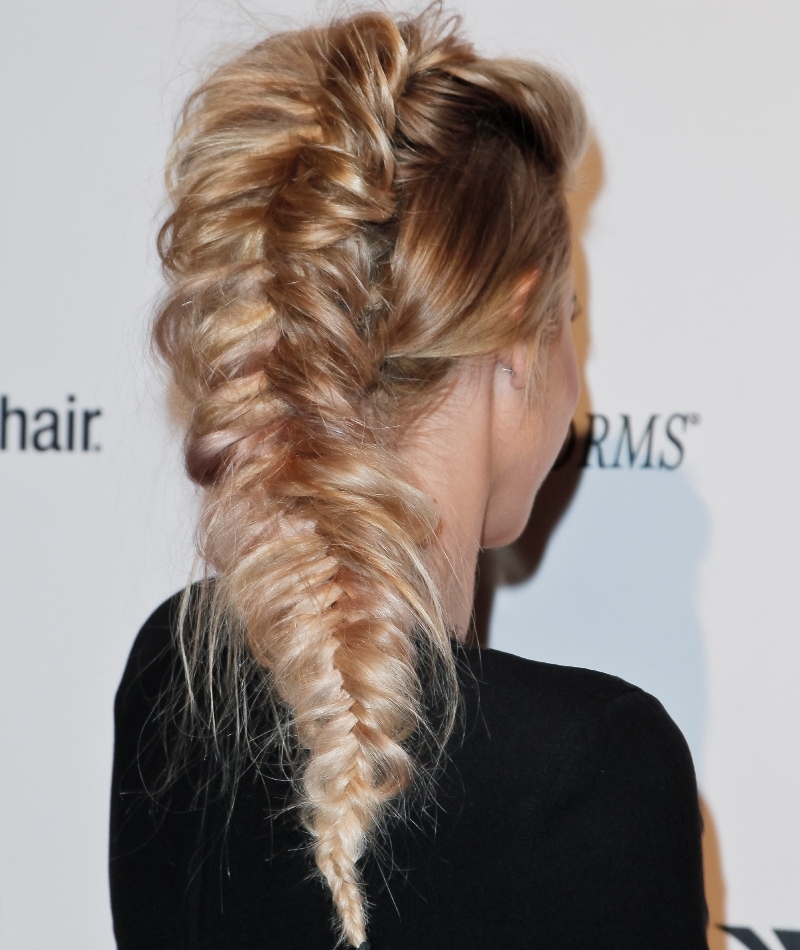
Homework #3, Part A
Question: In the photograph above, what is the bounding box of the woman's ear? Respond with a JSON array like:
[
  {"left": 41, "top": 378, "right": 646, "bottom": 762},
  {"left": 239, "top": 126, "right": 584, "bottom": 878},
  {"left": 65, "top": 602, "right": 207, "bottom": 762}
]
[
  {"left": 494, "top": 338, "right": 531, "bottom": 391},
  {"left": 495, "top": 269, "right": 539, "bottom": 388},
  {"left": 505, "top": 340, "right": 531, "bottom": 390}
]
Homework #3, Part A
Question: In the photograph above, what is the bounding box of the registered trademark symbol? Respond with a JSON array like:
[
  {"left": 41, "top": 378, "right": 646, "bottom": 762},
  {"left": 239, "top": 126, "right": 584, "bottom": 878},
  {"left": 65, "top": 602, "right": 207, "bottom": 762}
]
[{"left": 688, "top": 413, "right": 701, "bottom": 425}]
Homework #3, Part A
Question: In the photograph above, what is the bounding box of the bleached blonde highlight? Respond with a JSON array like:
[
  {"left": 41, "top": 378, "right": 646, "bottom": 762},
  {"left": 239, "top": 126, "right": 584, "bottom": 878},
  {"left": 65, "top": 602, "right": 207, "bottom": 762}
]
[{"left": 154, "top": 5, "right": 586, "bottom": 946}]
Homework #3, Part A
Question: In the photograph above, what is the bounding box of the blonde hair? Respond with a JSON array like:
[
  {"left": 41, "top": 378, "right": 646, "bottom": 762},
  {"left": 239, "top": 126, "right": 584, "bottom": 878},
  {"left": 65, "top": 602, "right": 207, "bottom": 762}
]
[{"left": 154, "top": 5, "right": 586, "bottom": 946}]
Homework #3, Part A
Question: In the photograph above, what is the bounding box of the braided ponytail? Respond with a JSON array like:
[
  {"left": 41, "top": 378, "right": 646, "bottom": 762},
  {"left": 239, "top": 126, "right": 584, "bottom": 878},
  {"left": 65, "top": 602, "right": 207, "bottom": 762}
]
[{"left": 154, "top": 5, "right": 586, "bottom": 946}]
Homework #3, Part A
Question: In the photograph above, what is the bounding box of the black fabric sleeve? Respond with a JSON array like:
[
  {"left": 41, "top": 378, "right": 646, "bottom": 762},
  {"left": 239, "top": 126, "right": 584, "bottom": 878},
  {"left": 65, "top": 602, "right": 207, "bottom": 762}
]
[
  {"left": 531, "top": 687, "right": 709, "bottom": 949},
  {"left": 108, "top": 600, "right": 208, "bottom": 950}
]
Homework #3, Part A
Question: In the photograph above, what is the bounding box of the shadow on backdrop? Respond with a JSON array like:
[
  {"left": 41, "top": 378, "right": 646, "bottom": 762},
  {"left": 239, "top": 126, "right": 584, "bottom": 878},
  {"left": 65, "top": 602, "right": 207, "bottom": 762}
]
[{"left": 471, "top": 138, "right": 726, "bottom": 943}]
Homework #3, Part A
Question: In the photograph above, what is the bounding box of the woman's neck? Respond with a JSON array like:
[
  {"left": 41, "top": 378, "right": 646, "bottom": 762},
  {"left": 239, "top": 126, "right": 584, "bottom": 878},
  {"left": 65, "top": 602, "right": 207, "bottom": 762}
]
[{"left": 401, "top": 360, "right": 494, "bottom": 641}]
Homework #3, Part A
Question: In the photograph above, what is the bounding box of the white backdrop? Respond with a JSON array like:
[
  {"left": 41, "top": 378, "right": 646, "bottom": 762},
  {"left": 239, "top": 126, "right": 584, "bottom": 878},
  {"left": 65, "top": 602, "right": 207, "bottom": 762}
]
[{"left": 1, "top": 1, "right": 797, "bottom": 947}]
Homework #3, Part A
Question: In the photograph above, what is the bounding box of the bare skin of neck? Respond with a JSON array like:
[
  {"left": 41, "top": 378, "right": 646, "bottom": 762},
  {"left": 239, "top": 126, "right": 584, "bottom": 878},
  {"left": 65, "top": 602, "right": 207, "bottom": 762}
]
[
  {"left": 399, "top": 286, "right": 579, "bottom": 642},
  {"left": 404, "top": 308, "right": 580, "bottom": 639},
  {"left": 401, "top": 358, "right": 496, "bottom": 642}
]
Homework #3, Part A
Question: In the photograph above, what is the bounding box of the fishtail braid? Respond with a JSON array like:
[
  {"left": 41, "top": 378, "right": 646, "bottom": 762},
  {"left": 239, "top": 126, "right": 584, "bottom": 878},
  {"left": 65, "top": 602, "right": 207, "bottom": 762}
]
[
  {"left": 156, "top": 11, "right": 459, "bottom": 947},
  {"left": 154, "top": 5, "right": 587, "bottom": 946}
]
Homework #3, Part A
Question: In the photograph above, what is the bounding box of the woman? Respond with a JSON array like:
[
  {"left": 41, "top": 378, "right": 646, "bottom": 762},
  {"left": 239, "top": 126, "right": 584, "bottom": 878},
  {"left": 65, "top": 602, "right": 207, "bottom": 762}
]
[{"left": 110, "top": 6, "right": 709, "bottom": 948}]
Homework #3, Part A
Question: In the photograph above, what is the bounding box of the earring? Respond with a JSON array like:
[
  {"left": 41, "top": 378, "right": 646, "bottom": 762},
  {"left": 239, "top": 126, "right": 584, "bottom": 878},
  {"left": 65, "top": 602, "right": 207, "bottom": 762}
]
[{"left": 501, "top": 366, "right": 514, "bottom": 376}]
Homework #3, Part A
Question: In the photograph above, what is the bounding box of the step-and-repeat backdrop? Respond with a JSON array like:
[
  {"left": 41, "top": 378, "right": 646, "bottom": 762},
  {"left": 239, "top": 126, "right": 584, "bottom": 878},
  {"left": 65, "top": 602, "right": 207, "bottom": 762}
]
[{"left": 1, "top": 1, "right": 797, "bottom": 947}]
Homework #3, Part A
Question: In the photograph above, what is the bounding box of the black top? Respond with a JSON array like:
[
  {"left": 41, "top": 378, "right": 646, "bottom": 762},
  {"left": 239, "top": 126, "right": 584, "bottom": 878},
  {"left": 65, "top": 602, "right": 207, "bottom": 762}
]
[{"left": 110, "top": 591, "right": 709, "bottom": 949}]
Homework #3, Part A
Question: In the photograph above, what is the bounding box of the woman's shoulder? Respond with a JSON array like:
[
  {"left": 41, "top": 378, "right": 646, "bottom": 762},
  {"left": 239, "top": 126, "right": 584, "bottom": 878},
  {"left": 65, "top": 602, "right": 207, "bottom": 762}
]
[
  {"left": 452, "top": 643, "right": 697, "bottom": 804},
  {"left": 116, "top": 586, "right": 201, "bottom": 707},
  {"left": 460, "top": 642, "right": 638, "bottom": 714},
  {"left": 432, "top": 646, "right": 707, "bottom": 946},
  {"left": 115, "top": 591, "right": 181, "bottom": 724},
  {"left": 113, "top": 589, "right": 195, "bottom": 783},
  {"left": 128, "top": 586, "right": 187, "bottom": 655},
  {"left": 457, "top": 641, "right": 658, "bottom": 741}
]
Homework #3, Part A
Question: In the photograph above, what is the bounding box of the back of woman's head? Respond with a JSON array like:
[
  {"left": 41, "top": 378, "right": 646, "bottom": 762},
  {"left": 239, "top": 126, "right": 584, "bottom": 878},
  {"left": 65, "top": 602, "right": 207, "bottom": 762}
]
[{"left": 154, "top": 5, "right": 586, "bottom": 945}]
